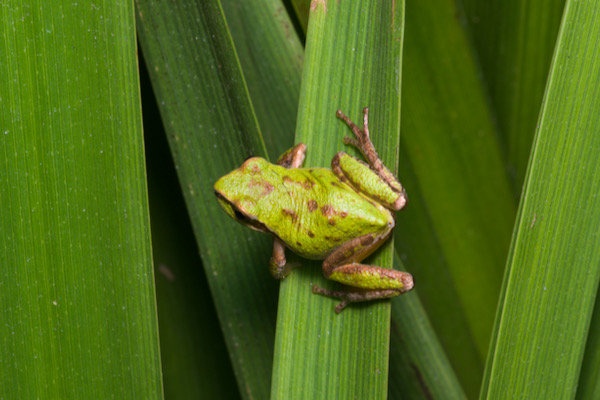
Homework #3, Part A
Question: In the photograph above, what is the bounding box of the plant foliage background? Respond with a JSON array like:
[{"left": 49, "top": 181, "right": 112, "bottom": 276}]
[{"left": 2, "top": 0, "right": 600, "bottom": 399}]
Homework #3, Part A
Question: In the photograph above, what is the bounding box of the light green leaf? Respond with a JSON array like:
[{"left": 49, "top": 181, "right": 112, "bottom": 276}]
[
  {"left": 481, "top": 1, "right": 600, "bottom": 397},
  {"left": 272, "top": 2, "right": 404, "bottom": 398},
  {"left": 0, "top": 2, "right": 162, "bottom": 398}
]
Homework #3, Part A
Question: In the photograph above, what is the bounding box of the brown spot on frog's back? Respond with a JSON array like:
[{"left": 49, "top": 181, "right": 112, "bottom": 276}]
[
  {"left": 303, "top": 179, "right": 315, "bottom": 190},
  {"left": 282, "top": 208, "right": 298, "bottom": 223},
  {"left": 321, "top": 204, "right": 334, "bottom": 216},
  {"left": 321, "top": 204, "right": 346, "bottom": 225},
  {"left": 307, "top": 230, "right": 315, "bottom": 238},
  {"left": 307, "top": 199, "right": 318, "bottom": 212},
  {"left": 283, "top": 175, "right": 315, "bottom": 190},
  {"left": 248, "top": 179, "right": 275, "bottom": 196}
]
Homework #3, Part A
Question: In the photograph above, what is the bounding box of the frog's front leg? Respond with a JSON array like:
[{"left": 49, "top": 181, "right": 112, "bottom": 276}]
[
  {"left": 269, "top": 143, "right": 307, "bottom": 279},
  {"left": 313, "top": 233, "right": 414, "bottom": 313},
  {"left": 276, "top": 143, "right": 306, "bottom": 169},
  {"left": 334, "top": 108, "right": 407, "bottom": 211}
]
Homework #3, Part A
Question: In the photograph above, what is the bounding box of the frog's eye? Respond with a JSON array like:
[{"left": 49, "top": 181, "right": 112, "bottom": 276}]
[{"left": 233, "top": 209, "right": 247, "bottom": 221}]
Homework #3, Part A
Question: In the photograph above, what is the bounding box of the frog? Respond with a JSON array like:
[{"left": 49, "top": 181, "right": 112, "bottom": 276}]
[{"left": 214, "top": 108, "right": 414, "bottom": 313}]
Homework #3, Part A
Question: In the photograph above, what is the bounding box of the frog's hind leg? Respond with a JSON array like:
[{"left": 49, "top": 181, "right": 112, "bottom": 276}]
[
  {"left": 313, "top": 262, "right": 414, "bottom": 313},
  {"left": 313, "top": 259, "right": 414, "bottom": 313},
  {"left": 313, "top": 233, "right": 414, "bottom": 313}
]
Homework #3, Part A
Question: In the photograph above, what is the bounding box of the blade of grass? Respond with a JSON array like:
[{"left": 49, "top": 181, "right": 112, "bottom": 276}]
[
  {"left": 220, "top": 0, "right": 303, "bottom": 158},
  {"left": 460, "top": 0, "right": 566, "bottom": 191},
  {"left": 577, "top": 293, "right": 600, "bottom": 399},
  {"left": 0, "top": 2, "right": 162, "bottom": 398},
  {"left": 481, "top": 2, "right": 600, "bottom": 397},
  {"left": 140, "top": 59, "right": 240, "bottom": 399},
  {"left": 271, "top": 2, "right": 404, "bottom": 398},
  {"left": 389, "top": 254, "right": 466, "bottom": 400},
  {"left": 135, "top": 1, "right": 277, "bottom": 398},
  {"left": 394, "top": 155, "right": 483, "bottom": 398},
  {"left": 288, "top": 0, "right": 310, "bottom": 34},
  {"left": 394, "top": 1, "right": 517, "bottom": 394}
]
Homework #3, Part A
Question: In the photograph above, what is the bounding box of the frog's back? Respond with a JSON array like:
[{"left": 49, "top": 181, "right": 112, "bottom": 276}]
[{"left": 258, "top": 164, "right": 393, "bottom": 259}]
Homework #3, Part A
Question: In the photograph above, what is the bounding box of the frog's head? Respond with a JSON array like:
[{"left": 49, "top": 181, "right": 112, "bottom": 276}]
[{"left": 214, "top": 157, "right": 275, "bottom": 233}]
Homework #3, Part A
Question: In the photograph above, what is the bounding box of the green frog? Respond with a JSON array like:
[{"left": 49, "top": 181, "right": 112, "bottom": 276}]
[{"left": 214, "top": 108, "right": 413, "bottom": 312}]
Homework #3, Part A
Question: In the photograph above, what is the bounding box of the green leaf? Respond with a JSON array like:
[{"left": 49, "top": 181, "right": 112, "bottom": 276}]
[
  {"left": 578, "top": 293, "right": 600, "bottom": 399},
  {"left": 141, "top": 64, "right": 239, "bottom": 399},
  {"left": 0, "top": 2, "right": 162, "bottom": 398},
  {"left": 481, "top": 1, "right": 600, "bottom": 397},
  {"left": 271, "top": 2, "right": 404, "bottom": 398},
  {"left": 389, "top": 254, "right": 466, "bottom": 400},
  {"left": 135, "top": 1, "right": 276, "bottom": 399},
  {"left": 394, "top": 1, "right": 517, "bottom": 395},
  {"left": 220, "top": 0, "right": 303, "bottom": 158},
  {"left": 461, "top": 0, "right": 566, "bottom": 191}
]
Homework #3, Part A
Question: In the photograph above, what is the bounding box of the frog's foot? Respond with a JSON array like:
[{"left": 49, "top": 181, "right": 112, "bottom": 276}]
[
  {"left": 270, "top": 256, "right": 301, "bottom": 279},
  {"left": 312, "top": 286, "right": 403, "bottom": 313},
  {"left": 336, "top": 108, "right": 406, "bottom": 209},
  {"left": 270, "top": 238, "right": 301, "bottom": 279},
  {"left": 336, "top": 108, "right": 379, "bottom": 168}
]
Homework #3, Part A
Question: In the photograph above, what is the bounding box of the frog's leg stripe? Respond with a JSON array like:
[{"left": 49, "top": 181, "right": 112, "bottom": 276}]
[{"left": 322, "top": 231, "right": 393, "bottom": 277}]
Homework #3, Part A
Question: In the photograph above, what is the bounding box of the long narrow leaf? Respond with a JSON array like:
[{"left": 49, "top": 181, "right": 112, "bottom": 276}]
[
  {"left": 272, "top": 2, "right": 404, "bottom": 398},
  {"left": 0, "top": 2, "right": 161, "bottom": 398},
  {"left": 460, "top": 0, "right": 565, "bottom": 191},
  {"left": 140, "top": 63, "right": 239, "bottom": 399},
  {"left": 389, "top": 255, "right": 466, "bottom": 400},
  {"left": 577, "top": 291, "right": 600, "bottom": 399},
  {"left": 135, "top": 1, "right": 276, "bottom": 399},
  {"left": 220, "top": 0, "right": 303, "bottom": 158},
  {"left": 395, "top": 1, "right": 517, "bottom": 395},
  {"left": 481, "top": 2, "right": 600, "bottom": 397}
]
